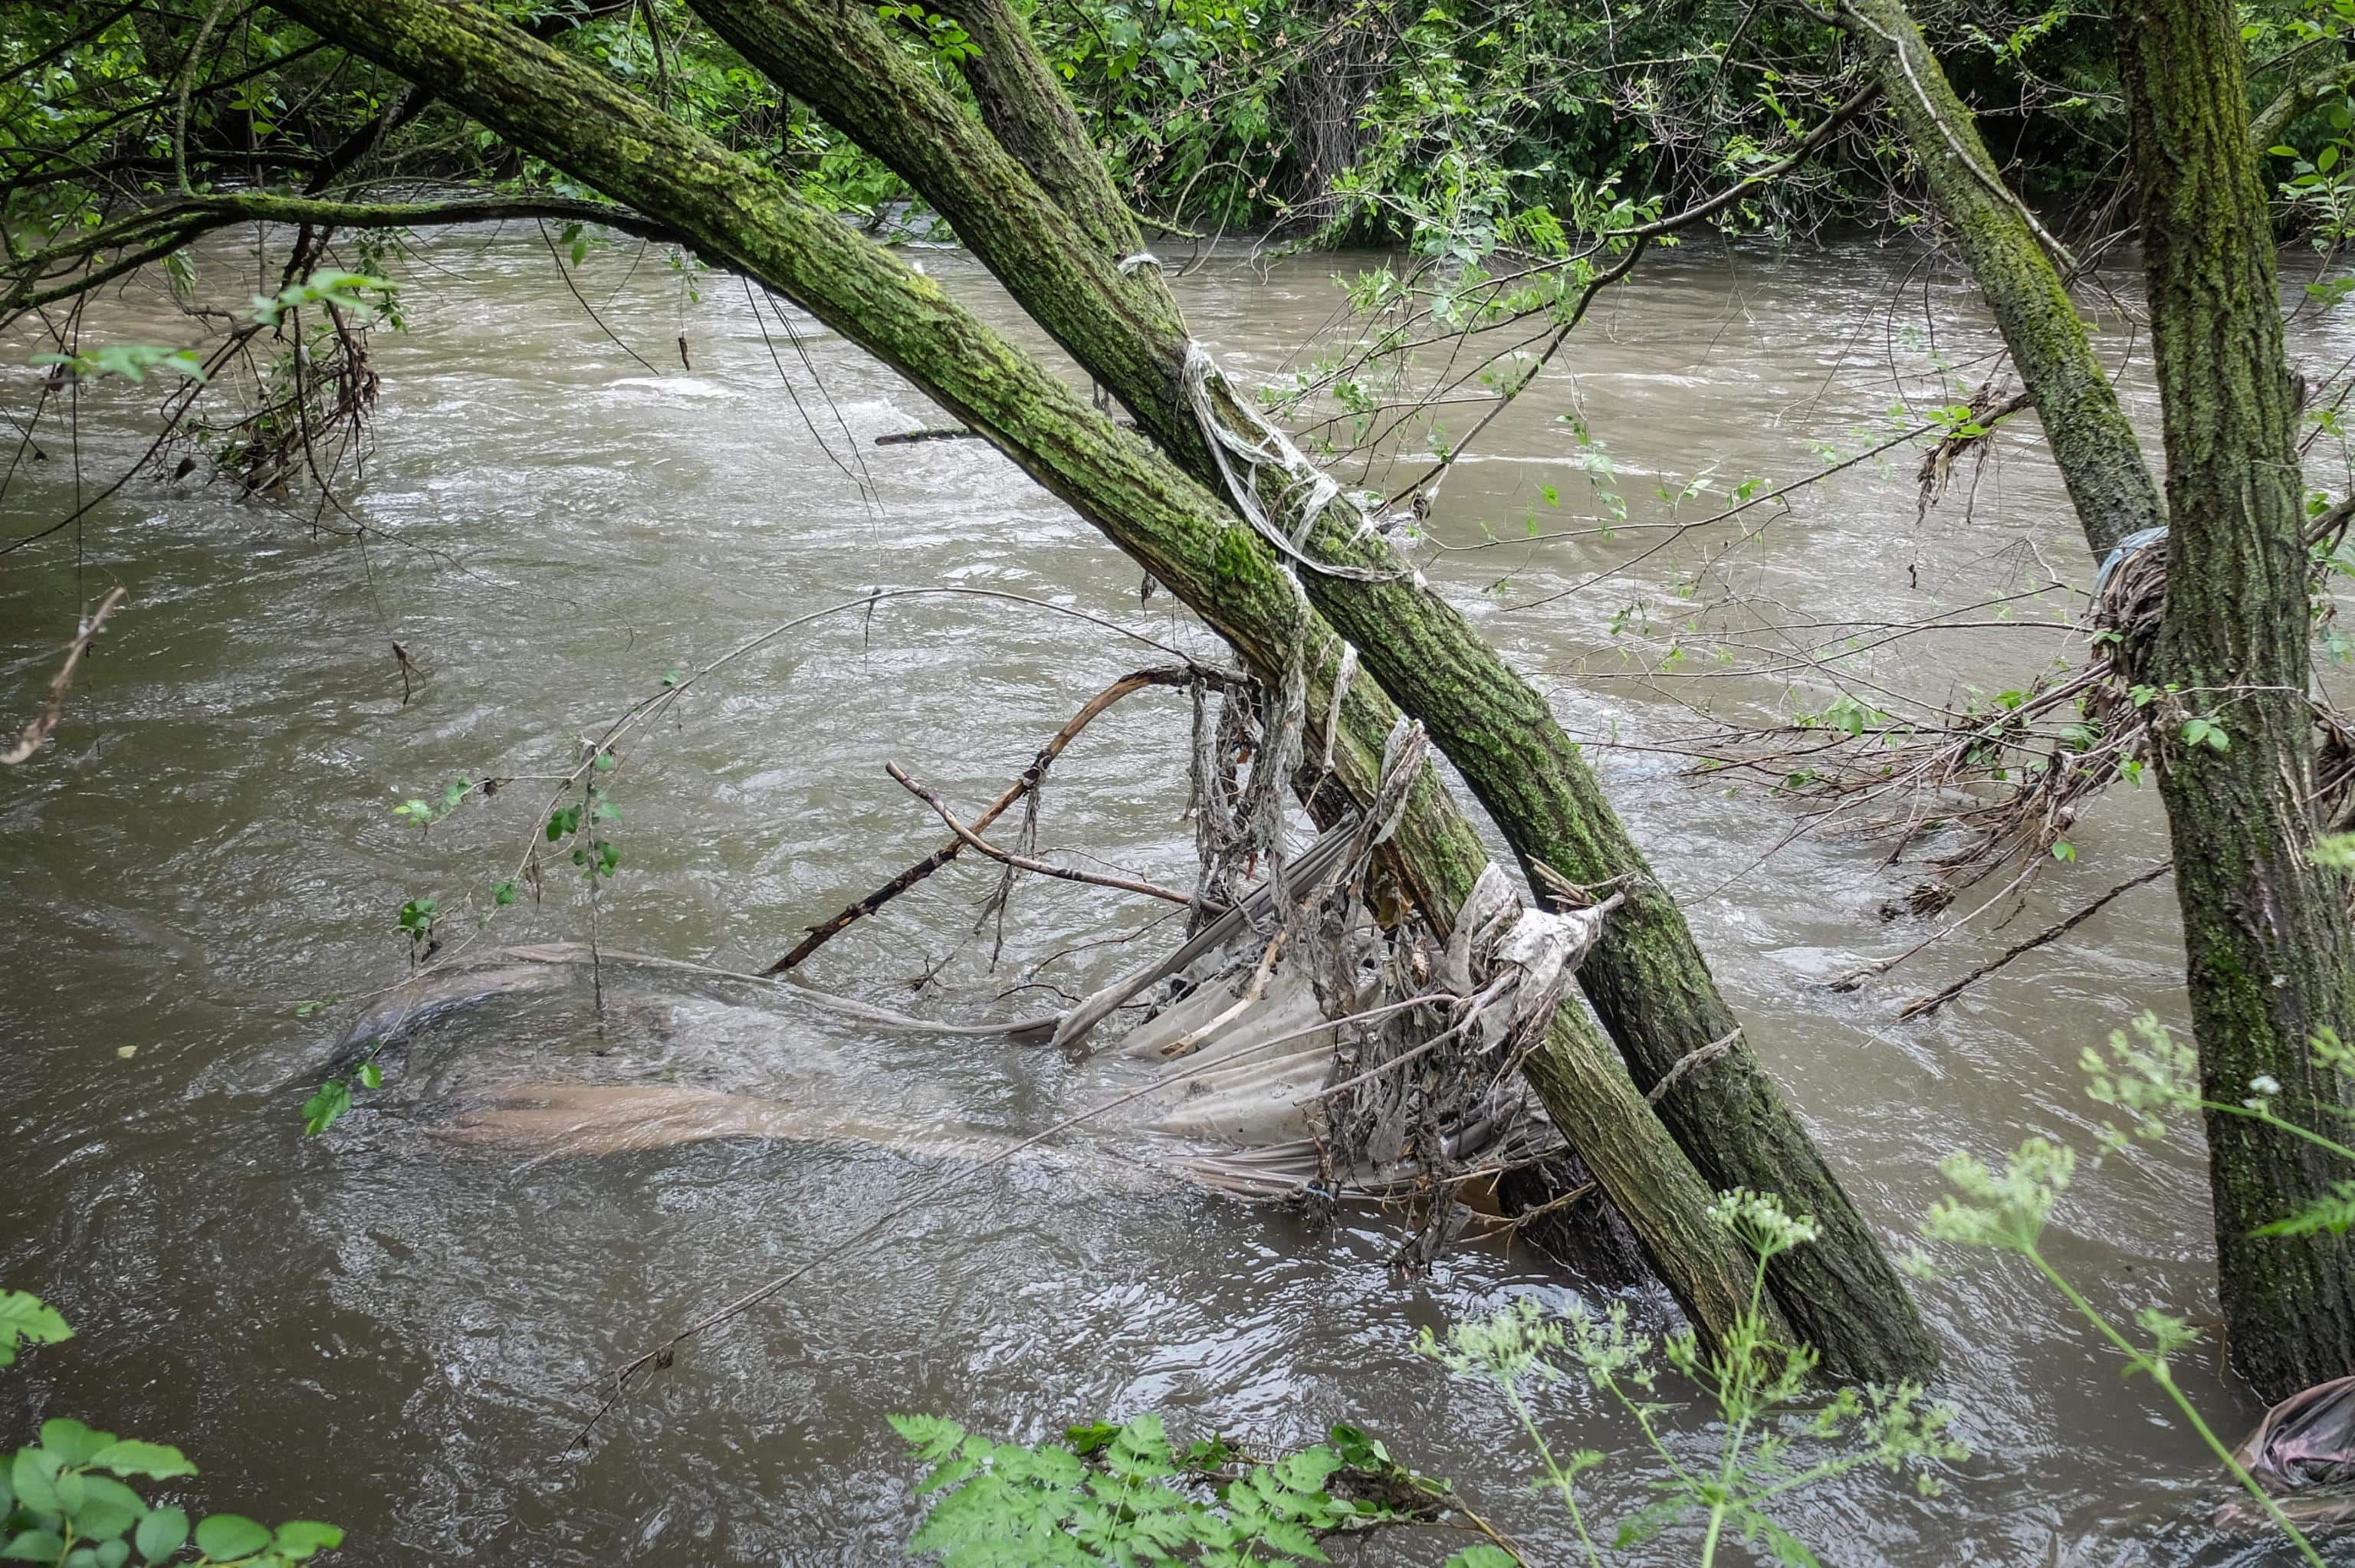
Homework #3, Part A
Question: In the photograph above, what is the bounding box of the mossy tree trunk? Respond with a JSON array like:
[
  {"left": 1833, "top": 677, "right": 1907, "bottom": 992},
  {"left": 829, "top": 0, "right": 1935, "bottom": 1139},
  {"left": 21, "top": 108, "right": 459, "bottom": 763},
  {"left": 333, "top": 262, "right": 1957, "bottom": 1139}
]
[
  {"left": 683, "top": 0, "right": 1934, "bottom": 1382},
  {"left": 264, "top": 0, "right": 1785, "bottom": 1356},
  {"left": 1853, "top": 0, "right": 2355, "bottom": 1398},
  {"left": 2114, "top": 0, "right": 2355, "bottom": 1401},
  {"left": 1836, "top": 0, "right": 2163, "bottom": 559}
]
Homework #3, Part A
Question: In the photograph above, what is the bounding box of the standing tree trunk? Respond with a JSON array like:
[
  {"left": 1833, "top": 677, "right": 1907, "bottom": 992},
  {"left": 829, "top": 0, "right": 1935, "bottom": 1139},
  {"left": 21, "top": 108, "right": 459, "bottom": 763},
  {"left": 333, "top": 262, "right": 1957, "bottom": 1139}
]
[
  {"left": 1836, "top": 0, "right": 2165, "bottom": 559},
  {"left": 688, "top": 0, "right": 1936, "bottom": 1380},
  {"left": 2114, "top": 0, "right": 2355, "bottom": 1400},
  {"left": 1838, "top": 0, "right": 2355, "bottom": 1399}
]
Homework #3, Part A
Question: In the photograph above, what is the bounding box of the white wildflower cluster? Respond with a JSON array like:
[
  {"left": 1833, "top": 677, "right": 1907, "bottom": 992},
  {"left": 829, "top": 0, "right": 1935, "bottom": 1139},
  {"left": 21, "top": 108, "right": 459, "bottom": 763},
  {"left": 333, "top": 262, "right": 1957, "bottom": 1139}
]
[
  {"left": 1417, "top": 1296, "right": 1564, "bottom": 1387},
  {"left": 1922, "top": 1138, "right": 2075, "bottom": 1254},
  {"left": 2081, "top": 1011, "right": 2200, "bottom": 1145},
  {"left": 1706, "top": 1187, "right": 1821, "bottom": 1260}
]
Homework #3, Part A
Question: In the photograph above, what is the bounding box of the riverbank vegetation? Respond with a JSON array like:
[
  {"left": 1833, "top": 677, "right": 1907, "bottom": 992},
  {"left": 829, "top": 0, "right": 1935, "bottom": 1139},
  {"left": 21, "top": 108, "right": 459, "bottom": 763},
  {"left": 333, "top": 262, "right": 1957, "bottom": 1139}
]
[{"left": 8, "top": 0, "right": 2355, "bottom": 1557}]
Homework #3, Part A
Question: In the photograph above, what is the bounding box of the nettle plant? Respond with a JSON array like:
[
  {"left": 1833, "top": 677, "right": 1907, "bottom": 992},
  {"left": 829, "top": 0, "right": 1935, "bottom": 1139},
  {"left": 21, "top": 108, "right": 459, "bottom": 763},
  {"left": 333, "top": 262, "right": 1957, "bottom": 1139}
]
[{"left": 1, "top": 1293, "right": 343, "bottom": 1568}]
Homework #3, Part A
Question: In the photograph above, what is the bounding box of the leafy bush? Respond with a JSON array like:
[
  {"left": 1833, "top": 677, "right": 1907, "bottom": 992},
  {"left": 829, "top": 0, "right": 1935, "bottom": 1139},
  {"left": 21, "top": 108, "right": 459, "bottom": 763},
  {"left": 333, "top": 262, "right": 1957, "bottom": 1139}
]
[
  {"left": 891, "top": 1410, "right": 1470, "bottom": 1564},
  {"left": 1, "top": 1293, "right": 343, "bottom": 1568}
]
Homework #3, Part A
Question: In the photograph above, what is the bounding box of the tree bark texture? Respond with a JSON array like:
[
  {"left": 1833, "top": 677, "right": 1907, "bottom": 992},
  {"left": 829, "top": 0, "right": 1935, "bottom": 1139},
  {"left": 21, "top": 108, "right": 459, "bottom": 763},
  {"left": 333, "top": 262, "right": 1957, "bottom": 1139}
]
[
  {"left": 264, "top": 0, "right": 1790, "bottom": 1357},
  {"left": 689, "top": 0, "right": 1933, "bottom": 1381},
  {"left": 1838, "top": 0, "right": 2163, "bottom": 559},
  {"left": 2114, "top": 0, "right": 2355, "bottom": 1401}
]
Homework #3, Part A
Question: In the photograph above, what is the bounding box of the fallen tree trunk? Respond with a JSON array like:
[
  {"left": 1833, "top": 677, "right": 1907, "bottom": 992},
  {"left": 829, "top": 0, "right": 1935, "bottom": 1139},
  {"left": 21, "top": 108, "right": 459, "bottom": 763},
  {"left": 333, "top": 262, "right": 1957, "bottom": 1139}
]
[
  {"left": 266, "top": 0, "right": 1783, "bottom": 1356},
  {"left": 2114, "top": 0, "right": 2355, "bottom": 1400},
  {"left": 684, "top": 0, "right": 1933, "bottom": 1382}
]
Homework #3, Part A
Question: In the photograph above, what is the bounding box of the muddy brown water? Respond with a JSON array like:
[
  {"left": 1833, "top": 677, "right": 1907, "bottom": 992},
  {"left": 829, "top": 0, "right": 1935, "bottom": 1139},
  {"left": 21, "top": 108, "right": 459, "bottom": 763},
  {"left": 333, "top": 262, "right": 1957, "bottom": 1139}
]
[{"left": 4, "top": 230, "right": 2348, "bottom": 1564}]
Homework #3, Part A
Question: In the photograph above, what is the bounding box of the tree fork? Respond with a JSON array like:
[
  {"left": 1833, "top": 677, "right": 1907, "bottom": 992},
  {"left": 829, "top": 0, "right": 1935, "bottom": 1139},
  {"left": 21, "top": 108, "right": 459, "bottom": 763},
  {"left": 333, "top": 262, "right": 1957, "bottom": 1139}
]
[
  {"left": 264, "top": 0, "right": 1782, "bottom": 1355},
  {"left": 688, "top": 0, "right": 1933, "bottom": 1379}
]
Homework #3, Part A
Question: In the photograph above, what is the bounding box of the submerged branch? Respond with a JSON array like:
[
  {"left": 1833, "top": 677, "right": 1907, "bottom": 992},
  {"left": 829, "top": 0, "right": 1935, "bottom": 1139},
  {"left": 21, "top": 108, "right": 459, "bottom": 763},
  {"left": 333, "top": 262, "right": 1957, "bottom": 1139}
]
[
  {"left": 1, "top": 587, "right": 128, "bottom": 766},
  {"left": 1898, "top": 862, "right": 2173, "bottom": 1019}
]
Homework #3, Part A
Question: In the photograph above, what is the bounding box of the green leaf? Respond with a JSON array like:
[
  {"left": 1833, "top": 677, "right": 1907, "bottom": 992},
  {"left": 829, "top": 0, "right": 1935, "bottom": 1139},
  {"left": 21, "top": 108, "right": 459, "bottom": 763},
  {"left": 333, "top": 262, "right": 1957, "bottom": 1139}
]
[
  {"left": 71, "top": 1475, "right": 149, "bottom": 1533},
  {"left": 40, "top": 1419, "right": 113, "bottom": 1466},
  {"left": 134, "top": 1508, "right": 188, "bottom": 1566},
  {"left": 76, "top": 1476, "right": 147, "bottom": 1515},
  {"left": 300, "top": 1080, "right": 353, "bottom": 1138},
  {"left": 1444, "top": 1549, "right": 1519, "bottom": 1568},
  {"left": 192, "top": 1514, "right": 270, "bottom": 1560},
  {"left": 2, "top": 1530, "right": 65, "bottom": 1563},
  {"left": 1063, "top": 1422, "right": 1118, "bottom": 1455},
  {"left": 67, "top": 1499, "right": 139, "bottom": 1546},
  {"left": 14, "top": 1448, "right": 63, "bottom": 1515},
  {"left": 0, "top": 1291, "right": 73, "bottom": 1366},
  {"left": 87, "top": 1442, "right": 194, "bottom": 1482},
  {"left": 94, "top": 1542, "right": 130, "bottom": 1568},
  {"left": 357, "top": 1061, "right": 383, "bottom": 1090},
  {"left": 269, "top": 1522, "right": 343, "bottom": 1560}
]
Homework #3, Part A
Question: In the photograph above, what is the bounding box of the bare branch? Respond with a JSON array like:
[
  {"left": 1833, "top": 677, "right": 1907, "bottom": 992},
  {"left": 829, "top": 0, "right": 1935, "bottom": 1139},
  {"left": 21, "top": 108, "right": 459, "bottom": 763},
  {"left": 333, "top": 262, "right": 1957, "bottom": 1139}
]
[
  {"left": 2, "top": 587, "right": 128, "bottom": 765},
  {"left": 886, "top": 761, "right": 1199, "bottom": 907}
]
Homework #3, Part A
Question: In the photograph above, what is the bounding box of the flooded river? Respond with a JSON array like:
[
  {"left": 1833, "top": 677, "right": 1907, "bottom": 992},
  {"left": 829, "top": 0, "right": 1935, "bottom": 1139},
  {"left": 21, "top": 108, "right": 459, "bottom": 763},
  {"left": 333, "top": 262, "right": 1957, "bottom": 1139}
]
[{"left": 2, "top": 228, "right": 2343, "bottom": 1564}]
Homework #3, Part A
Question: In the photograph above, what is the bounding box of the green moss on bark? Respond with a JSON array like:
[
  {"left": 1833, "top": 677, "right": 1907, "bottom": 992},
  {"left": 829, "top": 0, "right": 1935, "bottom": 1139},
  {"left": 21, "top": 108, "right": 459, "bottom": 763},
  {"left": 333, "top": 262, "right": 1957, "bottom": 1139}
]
[
  {"left": 272, "top": 0, "right": 1783, "bottom": 1356},
  {"left": 2115, "top": 0, "right": 2355, "bottom": 1400}
]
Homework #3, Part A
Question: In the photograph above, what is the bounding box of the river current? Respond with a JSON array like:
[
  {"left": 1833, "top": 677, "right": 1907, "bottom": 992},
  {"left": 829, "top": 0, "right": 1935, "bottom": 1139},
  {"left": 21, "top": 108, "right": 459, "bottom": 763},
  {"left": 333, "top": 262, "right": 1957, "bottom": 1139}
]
[{"left": 3, "top": 228, "right": 2344, "bottom": 1564}]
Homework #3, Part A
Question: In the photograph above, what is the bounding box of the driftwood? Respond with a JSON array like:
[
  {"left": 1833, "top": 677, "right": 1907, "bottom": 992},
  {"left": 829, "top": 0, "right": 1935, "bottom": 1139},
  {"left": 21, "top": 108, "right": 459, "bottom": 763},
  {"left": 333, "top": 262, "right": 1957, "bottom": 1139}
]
[{"left": 872, "top": 425, "right": 980, "bottom": 444}]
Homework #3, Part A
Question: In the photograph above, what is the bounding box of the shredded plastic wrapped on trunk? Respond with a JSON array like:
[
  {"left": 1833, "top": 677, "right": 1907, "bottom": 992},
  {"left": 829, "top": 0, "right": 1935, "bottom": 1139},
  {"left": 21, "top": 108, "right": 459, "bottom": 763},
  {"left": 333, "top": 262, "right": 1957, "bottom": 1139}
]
[{"left": 2212, "top": 1375, "right": 2355, "bottom": 1531}]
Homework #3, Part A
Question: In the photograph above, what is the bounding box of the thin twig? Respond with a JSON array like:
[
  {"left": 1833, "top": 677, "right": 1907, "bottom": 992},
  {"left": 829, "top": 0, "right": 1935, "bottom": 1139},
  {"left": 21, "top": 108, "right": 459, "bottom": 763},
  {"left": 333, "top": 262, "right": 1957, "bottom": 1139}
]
[
  {"left": 1897, "top": 861, "right": 2173, "bottom": 1019},
  {"left": 769, "top": 664, "right": 1237, "bottom": 972},
  {"left": 888, "top": 762, "right": 1198, "bottom": 906},
  {"left": 2, "top": 586, "right": 126, "bottom": 764}
]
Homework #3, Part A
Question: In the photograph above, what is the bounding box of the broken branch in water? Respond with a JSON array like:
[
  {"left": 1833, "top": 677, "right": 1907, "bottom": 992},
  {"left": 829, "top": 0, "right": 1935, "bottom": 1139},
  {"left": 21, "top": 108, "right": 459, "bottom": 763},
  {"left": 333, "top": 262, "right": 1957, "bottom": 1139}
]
[
  {"left": 886, "top": 760, "right": 1199, "bottom": 906},
  {"left": 1897, "top": 861, "right": 2173, "bottom": 1019},
  {"left": 2, "top": 586, "right": 127, "bottom": 765},
  {"left": 767, "top": 663, "right": 1240, "bottom": 973}
]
